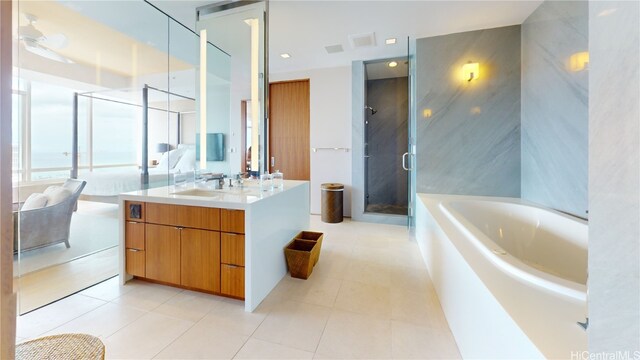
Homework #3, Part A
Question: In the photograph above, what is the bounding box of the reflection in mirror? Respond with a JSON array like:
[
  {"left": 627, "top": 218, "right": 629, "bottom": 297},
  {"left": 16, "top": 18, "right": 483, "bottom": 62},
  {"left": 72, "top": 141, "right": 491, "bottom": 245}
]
[
  {"left": 241, "top": 100, "right": 253, "bottom": 174},
  {"left": 196, "top": 35, "right": 231, "bottom": 175},
  {"left": 197, "top": 1, "right": 267, "bottom": 178}
]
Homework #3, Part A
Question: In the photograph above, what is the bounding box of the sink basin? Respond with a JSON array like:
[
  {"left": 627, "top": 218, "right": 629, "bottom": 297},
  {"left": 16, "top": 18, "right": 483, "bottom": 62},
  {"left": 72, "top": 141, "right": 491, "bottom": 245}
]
[
  {"left": 172, "top": 187, "right": 262, "bottom": 197},
  {"left": 172, "top": 189, "right": 223, "bottom": 197}
]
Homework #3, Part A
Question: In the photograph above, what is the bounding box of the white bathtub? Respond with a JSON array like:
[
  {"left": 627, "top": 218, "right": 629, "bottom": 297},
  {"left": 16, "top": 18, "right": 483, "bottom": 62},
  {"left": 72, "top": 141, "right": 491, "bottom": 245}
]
[
  {"left": 416, "top": 194, "right": 587, "bottom": 359},
  {"left": 442, "top": 198, "right": 587, "bottom": 301}
]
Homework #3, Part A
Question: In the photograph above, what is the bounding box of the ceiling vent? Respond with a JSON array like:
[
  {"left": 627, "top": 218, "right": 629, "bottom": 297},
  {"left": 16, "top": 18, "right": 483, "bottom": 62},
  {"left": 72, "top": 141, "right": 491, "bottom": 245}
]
[
  {"left": 325, "top": 44, "right": 344, "bottom": 54},
  {"left": 348, "top": 32, "right": 376, "bottom": 49}
]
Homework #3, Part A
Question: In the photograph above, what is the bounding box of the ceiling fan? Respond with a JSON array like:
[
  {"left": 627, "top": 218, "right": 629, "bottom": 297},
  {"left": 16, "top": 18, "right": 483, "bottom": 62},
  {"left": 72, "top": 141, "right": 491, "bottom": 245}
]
[{"left": 19, "top": 13, "right": 73, "bottom": 64}]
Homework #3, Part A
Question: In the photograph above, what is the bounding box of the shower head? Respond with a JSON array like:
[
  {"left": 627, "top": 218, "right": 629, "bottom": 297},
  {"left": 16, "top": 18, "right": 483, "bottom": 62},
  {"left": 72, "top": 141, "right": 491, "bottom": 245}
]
[{"left": 365, "top": 105, "right": 377, "bottom": 115}]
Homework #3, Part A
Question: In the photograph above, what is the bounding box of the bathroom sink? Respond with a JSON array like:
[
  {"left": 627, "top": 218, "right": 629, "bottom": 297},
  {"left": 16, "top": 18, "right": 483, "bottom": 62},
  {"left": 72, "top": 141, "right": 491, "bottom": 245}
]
[
  {"left": 172, "top": 189, "right": 223, "bottom": 197},
  {"left": 172, "top": 187, "right": 262, "bottom": 197}
]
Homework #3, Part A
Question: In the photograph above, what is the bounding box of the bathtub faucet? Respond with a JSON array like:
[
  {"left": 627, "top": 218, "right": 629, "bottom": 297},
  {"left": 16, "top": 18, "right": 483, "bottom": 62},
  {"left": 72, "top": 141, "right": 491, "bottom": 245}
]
[{"left": 577, "top": 317, "right": 589, "bottom": 331}]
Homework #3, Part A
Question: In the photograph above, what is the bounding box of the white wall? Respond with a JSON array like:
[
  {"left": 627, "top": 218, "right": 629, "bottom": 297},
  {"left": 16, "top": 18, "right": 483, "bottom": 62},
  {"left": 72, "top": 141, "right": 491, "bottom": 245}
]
[{"left": 270, "top": 66, "right": 352, "bottom": 216}]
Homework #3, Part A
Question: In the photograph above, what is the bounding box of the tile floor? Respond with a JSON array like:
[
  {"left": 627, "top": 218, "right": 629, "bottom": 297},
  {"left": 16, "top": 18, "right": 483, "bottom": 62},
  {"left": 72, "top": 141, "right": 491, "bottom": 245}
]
[{"left": 16, "top": 215, "right": 461, "bottom": 359}]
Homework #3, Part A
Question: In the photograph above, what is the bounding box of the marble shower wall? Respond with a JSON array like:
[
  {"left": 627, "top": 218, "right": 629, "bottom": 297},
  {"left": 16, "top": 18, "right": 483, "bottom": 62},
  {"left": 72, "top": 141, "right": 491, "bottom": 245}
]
[
  {"left": 521, "top": 1, "right": 589, "bottom": 217},
  {"left": 588, "top": 0, "right": 640, "bottom": 353},
  {"left": 415, "top": 25, "right": 521, "bottom": 196}
]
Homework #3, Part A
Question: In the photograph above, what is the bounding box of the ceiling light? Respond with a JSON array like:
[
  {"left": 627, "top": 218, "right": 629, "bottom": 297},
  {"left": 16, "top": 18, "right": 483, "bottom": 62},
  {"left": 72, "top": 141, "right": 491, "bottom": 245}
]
[
  {"left": 388, "top": 61, "right": 398, "bottom": 68},
  {"left": 280, "top": 53, "right": 291, "bottom": 59},
  {"left": 385, "top": 38, "right": 397, "bottom": 45}
]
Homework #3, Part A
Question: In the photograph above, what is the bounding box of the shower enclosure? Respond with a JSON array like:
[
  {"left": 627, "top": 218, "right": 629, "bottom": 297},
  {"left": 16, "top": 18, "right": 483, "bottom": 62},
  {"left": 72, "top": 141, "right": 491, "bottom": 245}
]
[{"left": 363, "top": 58, "right": 409, "bottom": 215}]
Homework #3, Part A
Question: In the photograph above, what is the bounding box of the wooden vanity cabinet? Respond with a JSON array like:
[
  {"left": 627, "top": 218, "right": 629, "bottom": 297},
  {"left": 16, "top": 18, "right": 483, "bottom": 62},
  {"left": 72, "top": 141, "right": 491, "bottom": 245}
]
[
  {"left": 181, "top": 228, "right": 221, "bottom": 292},
  {"left": 125, "top": 249, "right": 145, "bottom": 277},
  {"left": 125, "top": 202, "right": 245, "bottom": 299},
  {"left": 221, "top": 233, "right": 245, "bottom": 266},
  {"left": 221, "top": 264, "right": 245, "bottom": 298},
  {"left": 145, "top": 224, "right": 181, "bottom": 284},
  {"left": 125, "top": 201, "right": 146, "bottom": 277},
  {"left": 220, "top": 210, "right": 245, "bottom": 298},
  {"left": 221, "top": 209, "right": 245, "bottom": 234}
]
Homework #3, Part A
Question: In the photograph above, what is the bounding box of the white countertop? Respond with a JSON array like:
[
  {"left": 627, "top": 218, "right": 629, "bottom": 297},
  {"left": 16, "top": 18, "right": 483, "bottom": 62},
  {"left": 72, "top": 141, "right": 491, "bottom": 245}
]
[{"left": 118, "top": 180, "right": 308, "bottom": 210}]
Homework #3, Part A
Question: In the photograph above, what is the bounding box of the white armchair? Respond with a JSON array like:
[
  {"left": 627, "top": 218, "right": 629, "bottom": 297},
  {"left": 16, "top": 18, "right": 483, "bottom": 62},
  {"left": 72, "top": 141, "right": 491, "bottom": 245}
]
[{"left": 13, "top": 179, "right": 86, "bottom": 252}]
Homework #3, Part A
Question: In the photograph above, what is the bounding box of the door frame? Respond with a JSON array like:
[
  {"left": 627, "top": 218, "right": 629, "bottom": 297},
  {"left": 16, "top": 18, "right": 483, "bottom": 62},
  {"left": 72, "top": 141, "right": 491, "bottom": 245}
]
[{"left": 351, "top": 57, "right": 408, "bottom": 226}]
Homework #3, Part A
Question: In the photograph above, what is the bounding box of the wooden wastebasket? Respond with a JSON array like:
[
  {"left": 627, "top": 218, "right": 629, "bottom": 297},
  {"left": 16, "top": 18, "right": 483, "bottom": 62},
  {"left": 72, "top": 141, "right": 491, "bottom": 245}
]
[
  {"left": 321, "top": 183, "right": 344, "bottom": 223},
  {"left": 295, "top": 231, "right": 324, "bottom": 265},
  {"left": 285, "top": 239, "right": 318, "bottom": 279}
]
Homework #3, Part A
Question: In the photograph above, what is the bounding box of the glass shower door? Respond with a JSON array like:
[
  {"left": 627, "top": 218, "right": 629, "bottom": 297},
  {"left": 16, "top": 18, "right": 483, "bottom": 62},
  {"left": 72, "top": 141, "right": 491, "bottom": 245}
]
[{"left": 407, "top": 37, "right": 417, "bottom": 230}]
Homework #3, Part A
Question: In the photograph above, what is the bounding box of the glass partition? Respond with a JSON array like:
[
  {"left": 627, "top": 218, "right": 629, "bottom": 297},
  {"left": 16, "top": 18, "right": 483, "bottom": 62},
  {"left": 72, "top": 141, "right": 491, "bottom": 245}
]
[{"left": 11, "top": 0, "right": 208, "bottom": 314}]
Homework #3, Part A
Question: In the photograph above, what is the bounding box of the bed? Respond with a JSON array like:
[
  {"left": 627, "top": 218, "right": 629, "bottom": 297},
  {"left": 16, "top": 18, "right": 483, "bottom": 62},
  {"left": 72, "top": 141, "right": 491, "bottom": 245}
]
[{"left": 80, "top": 145, "right": 195, "bottom": 201}]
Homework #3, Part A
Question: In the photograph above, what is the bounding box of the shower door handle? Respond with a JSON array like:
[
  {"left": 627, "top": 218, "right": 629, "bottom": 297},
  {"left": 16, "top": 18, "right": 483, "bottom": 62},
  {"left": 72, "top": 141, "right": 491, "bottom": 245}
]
[{"left": 402, "top": 152, "right": 411, "bottom": 171}]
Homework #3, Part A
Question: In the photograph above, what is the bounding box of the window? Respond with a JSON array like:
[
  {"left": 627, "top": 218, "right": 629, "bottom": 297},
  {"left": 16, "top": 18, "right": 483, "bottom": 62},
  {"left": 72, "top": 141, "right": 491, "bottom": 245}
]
[{"left": 30, "top": 81, "right": 73, "bottom": 180}]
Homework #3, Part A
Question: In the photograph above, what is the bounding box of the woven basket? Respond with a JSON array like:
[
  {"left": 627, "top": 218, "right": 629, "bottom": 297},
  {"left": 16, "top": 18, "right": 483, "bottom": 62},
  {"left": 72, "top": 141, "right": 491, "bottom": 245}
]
[
  {"left": 285, "top": 239, "right": 317, "bottom": 279},
  {"left": 294, "top": 231, "right": 324, "bottom": 265}
]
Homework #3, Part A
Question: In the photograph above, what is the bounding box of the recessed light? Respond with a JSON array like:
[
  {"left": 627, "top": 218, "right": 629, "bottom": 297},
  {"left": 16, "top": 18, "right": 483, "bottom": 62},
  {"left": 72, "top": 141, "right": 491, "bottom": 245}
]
[
  {"left": 280, "top": 53, "right": 291, "bottom": 59},
  {"left": 385, "top": 38, "right": 397, "bottom": 45},
  {"left": 388, "top": 61, "right": 398, "bottom": 68}
]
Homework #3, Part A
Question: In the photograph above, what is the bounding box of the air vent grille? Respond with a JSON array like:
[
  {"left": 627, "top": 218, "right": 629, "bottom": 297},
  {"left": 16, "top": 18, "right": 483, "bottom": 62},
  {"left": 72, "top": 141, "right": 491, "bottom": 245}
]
[
  {"left": 325, "top": 44, "right": 344, "bottom": 54},
  {"left": 348, "top": 32, "right": 376, "bottom": 49}
]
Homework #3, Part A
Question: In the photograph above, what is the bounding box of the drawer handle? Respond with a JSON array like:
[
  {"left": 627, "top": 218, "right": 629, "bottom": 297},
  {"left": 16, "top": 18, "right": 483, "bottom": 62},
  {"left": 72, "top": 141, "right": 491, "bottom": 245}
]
[
  {"left": 127, "top": 221, "right": 138, "bottom": 224},
  {"left": 225, "top": 264, "right": 241, "bottom": 268},
  {"left": 127, "top": 248, "right": 140, "bottom": 252},
  {"left": 175, "top": 227, "right": 184, "bottom": 230}
]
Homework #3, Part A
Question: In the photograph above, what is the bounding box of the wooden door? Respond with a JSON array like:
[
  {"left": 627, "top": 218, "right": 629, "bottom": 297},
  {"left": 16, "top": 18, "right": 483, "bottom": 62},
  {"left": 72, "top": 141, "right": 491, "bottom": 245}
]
[
  {"left": 145, "top": 224, "right": 181, "bottom": 284},
  {"left": 269, "top": 79, "right": 310, "bottom": 180},
  {"left": 181, "top": 229, "right": 221, "bottom": 292}
]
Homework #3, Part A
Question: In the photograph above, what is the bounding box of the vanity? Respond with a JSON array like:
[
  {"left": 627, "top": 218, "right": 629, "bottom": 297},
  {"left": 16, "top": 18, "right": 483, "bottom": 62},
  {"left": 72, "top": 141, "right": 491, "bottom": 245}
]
[{"left": 118, "top": 180, "right": 310, "bottom": 311}]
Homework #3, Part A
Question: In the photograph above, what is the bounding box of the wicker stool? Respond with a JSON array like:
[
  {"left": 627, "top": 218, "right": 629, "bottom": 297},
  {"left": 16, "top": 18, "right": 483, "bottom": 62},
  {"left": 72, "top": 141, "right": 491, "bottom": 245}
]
[{"left": 16, "top": 333, "right": 105, "bottom": 360}]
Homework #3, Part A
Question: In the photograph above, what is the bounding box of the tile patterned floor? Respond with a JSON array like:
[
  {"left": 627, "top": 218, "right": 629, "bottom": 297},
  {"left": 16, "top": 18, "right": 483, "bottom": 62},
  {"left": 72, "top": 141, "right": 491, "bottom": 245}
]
[{"left": 16, "top": 215, "right": 461, "bottom": 359}]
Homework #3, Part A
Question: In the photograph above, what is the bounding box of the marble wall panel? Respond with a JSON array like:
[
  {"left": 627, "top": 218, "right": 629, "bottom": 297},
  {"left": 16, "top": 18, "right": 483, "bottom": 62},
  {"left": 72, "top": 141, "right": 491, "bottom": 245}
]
[
  {"left": 521, "top": 0, "right": 589, "bottom": 217},
  {"left": 415, "top": 25, "right": 521, "bottom": 197}
]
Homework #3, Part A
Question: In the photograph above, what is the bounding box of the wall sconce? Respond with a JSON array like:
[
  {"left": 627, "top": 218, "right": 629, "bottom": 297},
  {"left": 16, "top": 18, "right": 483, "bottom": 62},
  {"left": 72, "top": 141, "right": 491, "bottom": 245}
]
[
  {"left": 422, "top": 108, "right": 432, "bottom": 118},
  {"left": 462, "top": 62, "right": 480, "bottom": 82},
  {"left": 568, "top": 51, "right": 589, "bottom": 72}
]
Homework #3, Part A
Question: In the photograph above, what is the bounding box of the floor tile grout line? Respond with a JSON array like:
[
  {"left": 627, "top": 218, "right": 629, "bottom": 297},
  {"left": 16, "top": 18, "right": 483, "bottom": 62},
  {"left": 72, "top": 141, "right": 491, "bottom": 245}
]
[
  {"left": 31, "top": 300, "right": 110, "bottom": 339},
  {"left": 148, "top": 314, "right": 202, "bottom": 359},
  {"left": 230, "top": 294, "right": 280, "bottom": 360}
]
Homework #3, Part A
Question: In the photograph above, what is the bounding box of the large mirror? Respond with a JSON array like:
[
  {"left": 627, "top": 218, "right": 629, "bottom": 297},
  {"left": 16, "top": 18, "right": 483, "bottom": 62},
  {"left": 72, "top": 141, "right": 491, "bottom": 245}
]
[{"left": 196, "top": 1, "right": 268, "bottom": 177}]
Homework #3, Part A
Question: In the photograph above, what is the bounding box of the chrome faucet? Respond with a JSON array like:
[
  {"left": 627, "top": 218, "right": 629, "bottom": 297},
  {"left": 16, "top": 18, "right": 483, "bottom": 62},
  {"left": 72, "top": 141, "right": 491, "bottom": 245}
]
[
  {"left": 204, "top": 173, "right": 225, "bottom": 189},
  {"left": 234, "top": 173, "right": 245, "bottom": 188}
]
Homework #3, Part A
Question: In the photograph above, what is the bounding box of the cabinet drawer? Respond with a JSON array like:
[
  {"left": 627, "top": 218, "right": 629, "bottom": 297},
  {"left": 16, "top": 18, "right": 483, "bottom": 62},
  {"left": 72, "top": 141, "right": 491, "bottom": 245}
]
[
  {"left": 221, "top": 264, "right": 244, "bottom": 299},
  {"left": 221, "top": 233, "right": 245, "bottom": 266},
  {"left": 146, "top": 203, "right": 220, "bottom": 231},
  {"left": 221, "top": 209, "right": 245, "bottom": 234},
  {"left": 126, "top": 249, "right": 145, "bottom": 277},
  {"left": 125, "top": 221, "right": 145, "bottom": 250},
  {"left": 125, "top": 201, "right": 145, "bottom": 222}
]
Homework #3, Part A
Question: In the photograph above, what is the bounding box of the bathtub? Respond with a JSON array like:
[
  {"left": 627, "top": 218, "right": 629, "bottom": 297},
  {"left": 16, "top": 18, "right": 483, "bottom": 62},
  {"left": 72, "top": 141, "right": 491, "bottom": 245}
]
[{"left": 416, "top": 194, "right": 587, "bottom": 359}]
